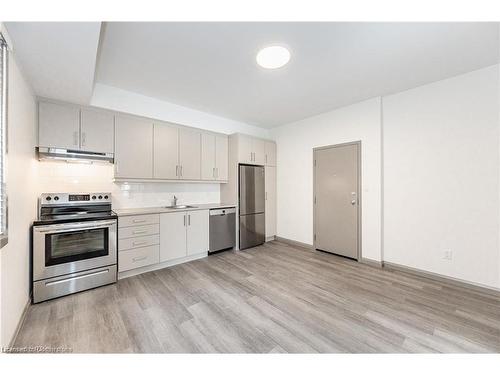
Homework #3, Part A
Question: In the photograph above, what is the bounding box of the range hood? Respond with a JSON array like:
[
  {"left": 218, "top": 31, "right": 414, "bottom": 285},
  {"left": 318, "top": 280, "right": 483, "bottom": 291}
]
[{"left": 37, "top": 147, "right": 114, "bottom": 163}]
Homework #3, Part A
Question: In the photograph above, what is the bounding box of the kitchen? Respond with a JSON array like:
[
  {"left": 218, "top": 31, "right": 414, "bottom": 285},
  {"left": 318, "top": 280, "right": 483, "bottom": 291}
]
[
  {"left": 31, "top": 99, "right": 276, "bottom": 302},
  {"left": 1, "top": 15, "right": 500, "bottom": 367}
]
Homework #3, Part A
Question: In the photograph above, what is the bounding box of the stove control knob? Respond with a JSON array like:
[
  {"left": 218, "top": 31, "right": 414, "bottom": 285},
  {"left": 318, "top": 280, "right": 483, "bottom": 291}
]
[
  {"left": 92, "top": 195, "right": 96, "bottom": 200},
  {"left": 98, "top": 195, "right": 103, "bottom": 199},
  {"left": 54, "top": 196, "right": 59, "bottom": 201},
  {"left": 104, "top": 195, "right": 109, "bottom": 200},
  {"left": 46, "top": 196, "right": 52, "bottom": 201}
]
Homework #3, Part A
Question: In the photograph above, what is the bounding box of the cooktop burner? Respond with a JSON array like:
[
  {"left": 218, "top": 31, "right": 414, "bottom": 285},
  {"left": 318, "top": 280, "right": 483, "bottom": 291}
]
[{"left": 33, "top": 192, "right": 117, "bottom": 226}]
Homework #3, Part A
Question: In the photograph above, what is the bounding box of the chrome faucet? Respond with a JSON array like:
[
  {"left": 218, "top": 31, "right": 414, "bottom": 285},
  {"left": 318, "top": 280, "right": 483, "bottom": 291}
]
[{"left": 172, "top": 195, "right": 178, "bottom": 206}]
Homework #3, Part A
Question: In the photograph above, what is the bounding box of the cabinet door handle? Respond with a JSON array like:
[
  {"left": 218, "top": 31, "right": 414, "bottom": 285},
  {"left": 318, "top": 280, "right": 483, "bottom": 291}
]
[
  {"left": 73, "top": 131, "right": 79, "bottom": 146},
  {"left": 132, "top": 241, "right": 147, "bottom": 247},
  {"left": 265, "top": 192, "right": 268, "bottom": 201},
  {"left": 188, "top": 214, "right": 191, "bottom": 226},
  {"left": 183, "top": 215, "right": 186, "bottom": 226},
  {"left": 132, "top": 256, "right": 147, "bottom": 262},
  {"left": 132, "top": 219, "right": 146, "bottom": 223},
  {"left": 216, "top": 167, "right": 218, "bottom": 179},
  {"left": 132, "top": 230, "right": 148, "bottom": 235},
  {"left": 265, "top": 154, "right": 267, "bottom": 164},
  {"left": 82, "top": 132, "right": 86, "bottom": 147},
  {"left": 180, "top": 165, "right": 183, "bottom": 177},
  {"left": 213, "top": 167, "right": 215, "bottom": 178}
]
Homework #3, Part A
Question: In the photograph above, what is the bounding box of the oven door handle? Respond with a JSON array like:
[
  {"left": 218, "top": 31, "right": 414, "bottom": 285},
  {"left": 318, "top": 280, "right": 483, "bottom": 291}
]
[
  {"left": 45, "top": 268, "right": 110, "bottom": 286},
  {"left": 35, "top": 220, "right": 116, "bottom": 233}
]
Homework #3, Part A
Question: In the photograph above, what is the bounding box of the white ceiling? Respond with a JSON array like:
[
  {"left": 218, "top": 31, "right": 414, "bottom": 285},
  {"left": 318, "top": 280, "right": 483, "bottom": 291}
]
[
  {"left": 5, "top": 22, "right": 499, "bottom": 128},
  {"left": 96, "top": 22, "right": 499, "bottom": 128},
  {"left": 5, "top": 22, "right": 101, "bottom": 104}
]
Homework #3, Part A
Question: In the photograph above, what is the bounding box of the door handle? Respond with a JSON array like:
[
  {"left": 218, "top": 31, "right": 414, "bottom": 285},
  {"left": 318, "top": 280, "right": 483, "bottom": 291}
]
[
  {"left": 351, "top": 200, "right": 356, "bottom": 205},
  {"left": 215, "top": 167, "right": 218, "bottom": 179},
  {"left": 132, "top": 256, "right": 147, "bottom": 262},
  {"left": 183, "top": 215, "right": 186, "bottom": 226},
  {"left": 188, "top": 214, "right": 191, "bottom": 226},
  {"left": 73, "top": 131, "right": 79, "bottom": 146},
  {"left": 176, "top": 165, "right": 179, "bottom": 177},
  {"left": 82, "top": 132, "right": 86, "bottom": 147}
]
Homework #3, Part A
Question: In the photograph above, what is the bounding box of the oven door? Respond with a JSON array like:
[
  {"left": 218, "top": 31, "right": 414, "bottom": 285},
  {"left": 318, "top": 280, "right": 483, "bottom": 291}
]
[{"left": 33, "top": 219, "right": 117, "bottom": 281}]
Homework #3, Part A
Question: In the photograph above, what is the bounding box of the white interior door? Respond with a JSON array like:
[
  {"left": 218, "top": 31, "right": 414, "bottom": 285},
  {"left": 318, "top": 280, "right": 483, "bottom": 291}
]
[
  {"left": 186, "top": 210, "right": 209, "bottom": 255},
  {"left": 314, "top": 143, "right": 360, "bottom": 260},
  {"left": 160, "top": 212, "right": 187, "bottom": 262},
  {"left": 154, "top": 122, "right": 179, "bottom": 179}
]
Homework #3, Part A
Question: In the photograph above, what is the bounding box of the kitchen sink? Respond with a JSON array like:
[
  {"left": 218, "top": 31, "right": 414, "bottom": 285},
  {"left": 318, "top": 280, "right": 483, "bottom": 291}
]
[{"left": 164, "top": 205, "right": 197, "bottom": 209}]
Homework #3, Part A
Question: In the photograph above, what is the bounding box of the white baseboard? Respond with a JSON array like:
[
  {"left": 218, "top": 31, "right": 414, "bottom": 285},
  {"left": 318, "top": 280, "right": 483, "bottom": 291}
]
[{"left": 118, "top": 252, "right": 207, "bottom": 280}]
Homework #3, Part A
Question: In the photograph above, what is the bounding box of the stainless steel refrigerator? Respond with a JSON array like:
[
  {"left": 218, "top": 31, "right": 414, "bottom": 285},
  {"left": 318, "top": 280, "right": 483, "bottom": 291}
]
[{"left": 239, "top": 164, "right": 265, "bottom": 249}]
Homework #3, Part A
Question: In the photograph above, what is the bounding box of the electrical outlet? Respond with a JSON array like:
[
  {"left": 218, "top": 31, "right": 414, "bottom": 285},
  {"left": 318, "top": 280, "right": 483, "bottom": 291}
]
[{"left": 443, "top": 250, "right": 453, "bottom": 261}]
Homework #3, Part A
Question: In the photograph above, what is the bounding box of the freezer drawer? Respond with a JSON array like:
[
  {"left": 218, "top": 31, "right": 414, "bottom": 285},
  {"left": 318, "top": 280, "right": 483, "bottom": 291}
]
[
  {"left": 239, "top": 213, "right": 265, "bottom": 250},
  {"left": 209, "top": 208, "right": 236, "bottom": 253}
]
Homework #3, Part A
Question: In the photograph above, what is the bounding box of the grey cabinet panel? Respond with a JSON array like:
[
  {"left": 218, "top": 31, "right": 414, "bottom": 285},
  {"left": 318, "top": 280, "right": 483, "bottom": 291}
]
[
  {"left": 39, "top": 101, "right": 80, "bottom": 149},
  {"left": 115, "top": 115, "right": 153, "bottom": 179},
  {"left": 81, "top": 109, "right": 114, "bottom": 153},
  {"left": 154, "top": 122, "right": 179, "bottom": 179}
]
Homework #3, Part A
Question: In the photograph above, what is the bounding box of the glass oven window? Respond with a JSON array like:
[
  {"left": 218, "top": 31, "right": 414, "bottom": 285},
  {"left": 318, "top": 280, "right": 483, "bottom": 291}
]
[{"left": 45, "top": 227, "right": 109, "bottom": 266}]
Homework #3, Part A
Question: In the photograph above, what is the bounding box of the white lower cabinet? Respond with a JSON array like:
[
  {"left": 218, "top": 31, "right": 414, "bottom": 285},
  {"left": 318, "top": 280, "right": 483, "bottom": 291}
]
[
  {"left": 160, "top": 210, "right": 209, "bottom": 262},
  {"left": 119, "top": 245, "right": 159, "bottom": 272},
  {"left": 118, "top": 210, "right": 209, "bottom": 275},
  {"left": 186, "top": 210, "right": 209, "bottom": 256},
  {"left": 160, "top": 211, "right": 187, "bottom": 262}
]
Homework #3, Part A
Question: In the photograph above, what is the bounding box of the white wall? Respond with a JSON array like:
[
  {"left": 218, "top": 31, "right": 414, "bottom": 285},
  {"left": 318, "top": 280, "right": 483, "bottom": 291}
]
[
  {"left": 383, "top": 65, "right": 499, "bottom": 289},
  {"left": 270, "top": 98, "right": 383, "bottom": 262},
  {"left": 0, "top": 50, "right": 37, "bottom": 346},
  {"left": 91, "top": 83, "right": 270, "bottom": 139}
]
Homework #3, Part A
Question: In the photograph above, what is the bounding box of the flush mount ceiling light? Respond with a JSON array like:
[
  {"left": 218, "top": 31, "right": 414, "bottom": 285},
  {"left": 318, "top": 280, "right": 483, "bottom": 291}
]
[{"left": 256, "top": 46, "right": 291, "bottom": 69}]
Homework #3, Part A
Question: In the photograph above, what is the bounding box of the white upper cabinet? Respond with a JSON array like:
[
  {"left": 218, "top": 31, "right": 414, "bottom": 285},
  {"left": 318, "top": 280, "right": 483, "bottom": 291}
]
[
  {"left": 38, "top": 101, "right": 80, "bottom": 149},
  {"left": 80, "top": 108, "right": 114, "bottom": 154},
  {"left": 201, "top": 133, "right": 216, "bottom": 180},
  {"left": 114, "top": 115, "right": 153, "bottom": 179},
  {"left": 236, "top": 134, "right": 269, "bottom": 166},
  {"left": 252, "top": 138, "right": 266, "bottom": 165},
  {"left": 154, "top": 122, "right": 179, "bottom": 179},
  {"left": 215, "top": 135, "right": 228, "bottom": 181},
  {"left": 238, "top": 135, "right": 253, "bottom": 164},
  {"left": 201, "top": 133, "right": 228, "bottom": 181},
  {"left": 265, "top": 141, "right": 276, "bottom": 166},
  {"left": 179, "top": 128, "right": 201, "bottom": 180}
]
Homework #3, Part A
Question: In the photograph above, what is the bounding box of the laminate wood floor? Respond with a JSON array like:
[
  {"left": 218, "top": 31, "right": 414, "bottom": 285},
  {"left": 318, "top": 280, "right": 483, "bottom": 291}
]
[{"left": 14, "top": 241, "right": 500, "bottom": 353}]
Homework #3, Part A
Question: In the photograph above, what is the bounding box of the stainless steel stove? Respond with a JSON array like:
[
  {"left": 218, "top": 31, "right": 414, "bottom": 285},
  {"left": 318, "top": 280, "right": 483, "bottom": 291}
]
[{"left": 32, "top": 193, "right": 117, "bottom": 303}]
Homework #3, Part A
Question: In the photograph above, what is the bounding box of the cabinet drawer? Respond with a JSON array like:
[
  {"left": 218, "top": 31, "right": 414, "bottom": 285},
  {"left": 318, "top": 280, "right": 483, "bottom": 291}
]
[
  {"left": 119, "top": 235, "right": 160, "bottom": 252},
  {"left": 119, "top": 245, "right": 159, "bottom": 272},
  {"left": 119, "top": 224, "right": 159, "bottom": 239},
  {"left": 119, "top": 214, "right": 159, "bottom": 228}
]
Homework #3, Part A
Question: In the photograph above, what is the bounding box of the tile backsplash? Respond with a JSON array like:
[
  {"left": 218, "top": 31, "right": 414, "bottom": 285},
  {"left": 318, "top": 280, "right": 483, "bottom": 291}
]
[{"left": 36, "top": 161, "right": 221, "bottom": 209}]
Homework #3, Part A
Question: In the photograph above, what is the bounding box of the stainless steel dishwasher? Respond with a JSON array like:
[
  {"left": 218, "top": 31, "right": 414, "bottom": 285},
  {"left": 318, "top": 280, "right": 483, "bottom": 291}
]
[{"left": 209, "top": 207, "right": 236, "bottom": 254}]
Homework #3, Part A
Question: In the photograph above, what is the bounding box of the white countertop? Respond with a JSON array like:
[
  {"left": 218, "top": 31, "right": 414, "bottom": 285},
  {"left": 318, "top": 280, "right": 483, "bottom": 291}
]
[{"left": 113, "top": 203, "right": 237, "bottom": 217}]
